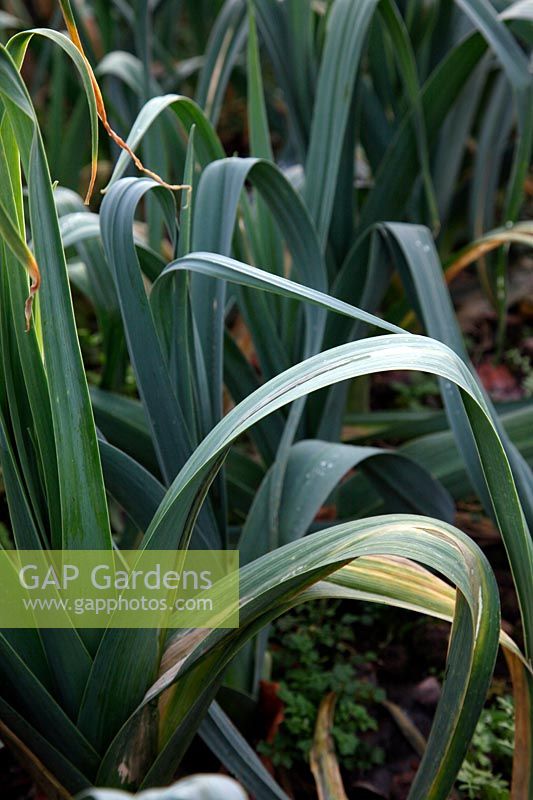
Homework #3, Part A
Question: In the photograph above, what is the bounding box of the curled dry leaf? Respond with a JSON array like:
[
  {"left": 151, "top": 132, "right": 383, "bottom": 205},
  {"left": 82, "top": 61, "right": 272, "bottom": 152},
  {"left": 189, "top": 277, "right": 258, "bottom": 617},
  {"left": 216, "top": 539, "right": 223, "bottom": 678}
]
[
  {"left": 310, "top": 692, "right": 349, "bottom": 800},
  {"left": 58, "top": 0, "right": 191, "bottom": 203}
]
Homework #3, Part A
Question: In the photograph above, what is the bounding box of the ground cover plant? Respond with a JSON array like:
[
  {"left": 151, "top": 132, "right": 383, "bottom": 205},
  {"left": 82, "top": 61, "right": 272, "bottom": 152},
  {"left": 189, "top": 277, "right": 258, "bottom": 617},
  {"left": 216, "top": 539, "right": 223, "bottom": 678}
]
[
  {"left": 258, "top": 600, "right": 385, "bottom": 775},
  {"left": 0, "top": 0, "right": 533, "bottom": 798}
]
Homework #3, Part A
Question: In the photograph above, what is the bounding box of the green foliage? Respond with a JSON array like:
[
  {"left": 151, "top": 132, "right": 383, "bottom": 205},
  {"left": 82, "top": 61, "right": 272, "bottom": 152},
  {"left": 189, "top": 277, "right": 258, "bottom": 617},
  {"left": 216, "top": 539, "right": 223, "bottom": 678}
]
[
  {"left": 390, "top": 374, "right": 441, "bottom": 411},
  {"left": 506, "top": 345, "right": 533, "bottom": 398},
  {"left": 458, "top": 696, "right": 515, "bottom": 800},
  {"left": 259, "top": 601, "right": 384, "bottom": 772}
]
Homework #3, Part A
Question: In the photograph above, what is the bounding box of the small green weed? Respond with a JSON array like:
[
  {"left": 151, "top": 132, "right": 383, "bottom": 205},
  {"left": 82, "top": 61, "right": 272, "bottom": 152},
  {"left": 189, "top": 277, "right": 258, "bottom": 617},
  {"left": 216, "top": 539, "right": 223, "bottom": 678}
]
[
  {"left": 390, "top": 374, "right": 441, "bottom": 411},
  {"left": 260, "top": 601, "right": 385, "bottom": 772},
  {"left": 457, "top": 695, "right": 514, "bottom": 799},
  {"left": 506, "top": 347, "right": 533, "bottom": 397}
]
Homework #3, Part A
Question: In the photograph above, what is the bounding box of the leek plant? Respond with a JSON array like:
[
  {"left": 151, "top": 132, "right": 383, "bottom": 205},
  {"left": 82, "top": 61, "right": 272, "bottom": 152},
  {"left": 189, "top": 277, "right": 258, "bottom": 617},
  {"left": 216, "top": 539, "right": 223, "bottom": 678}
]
[{"left": 0, "top": 1, "right": 532, "bottom": 799}]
